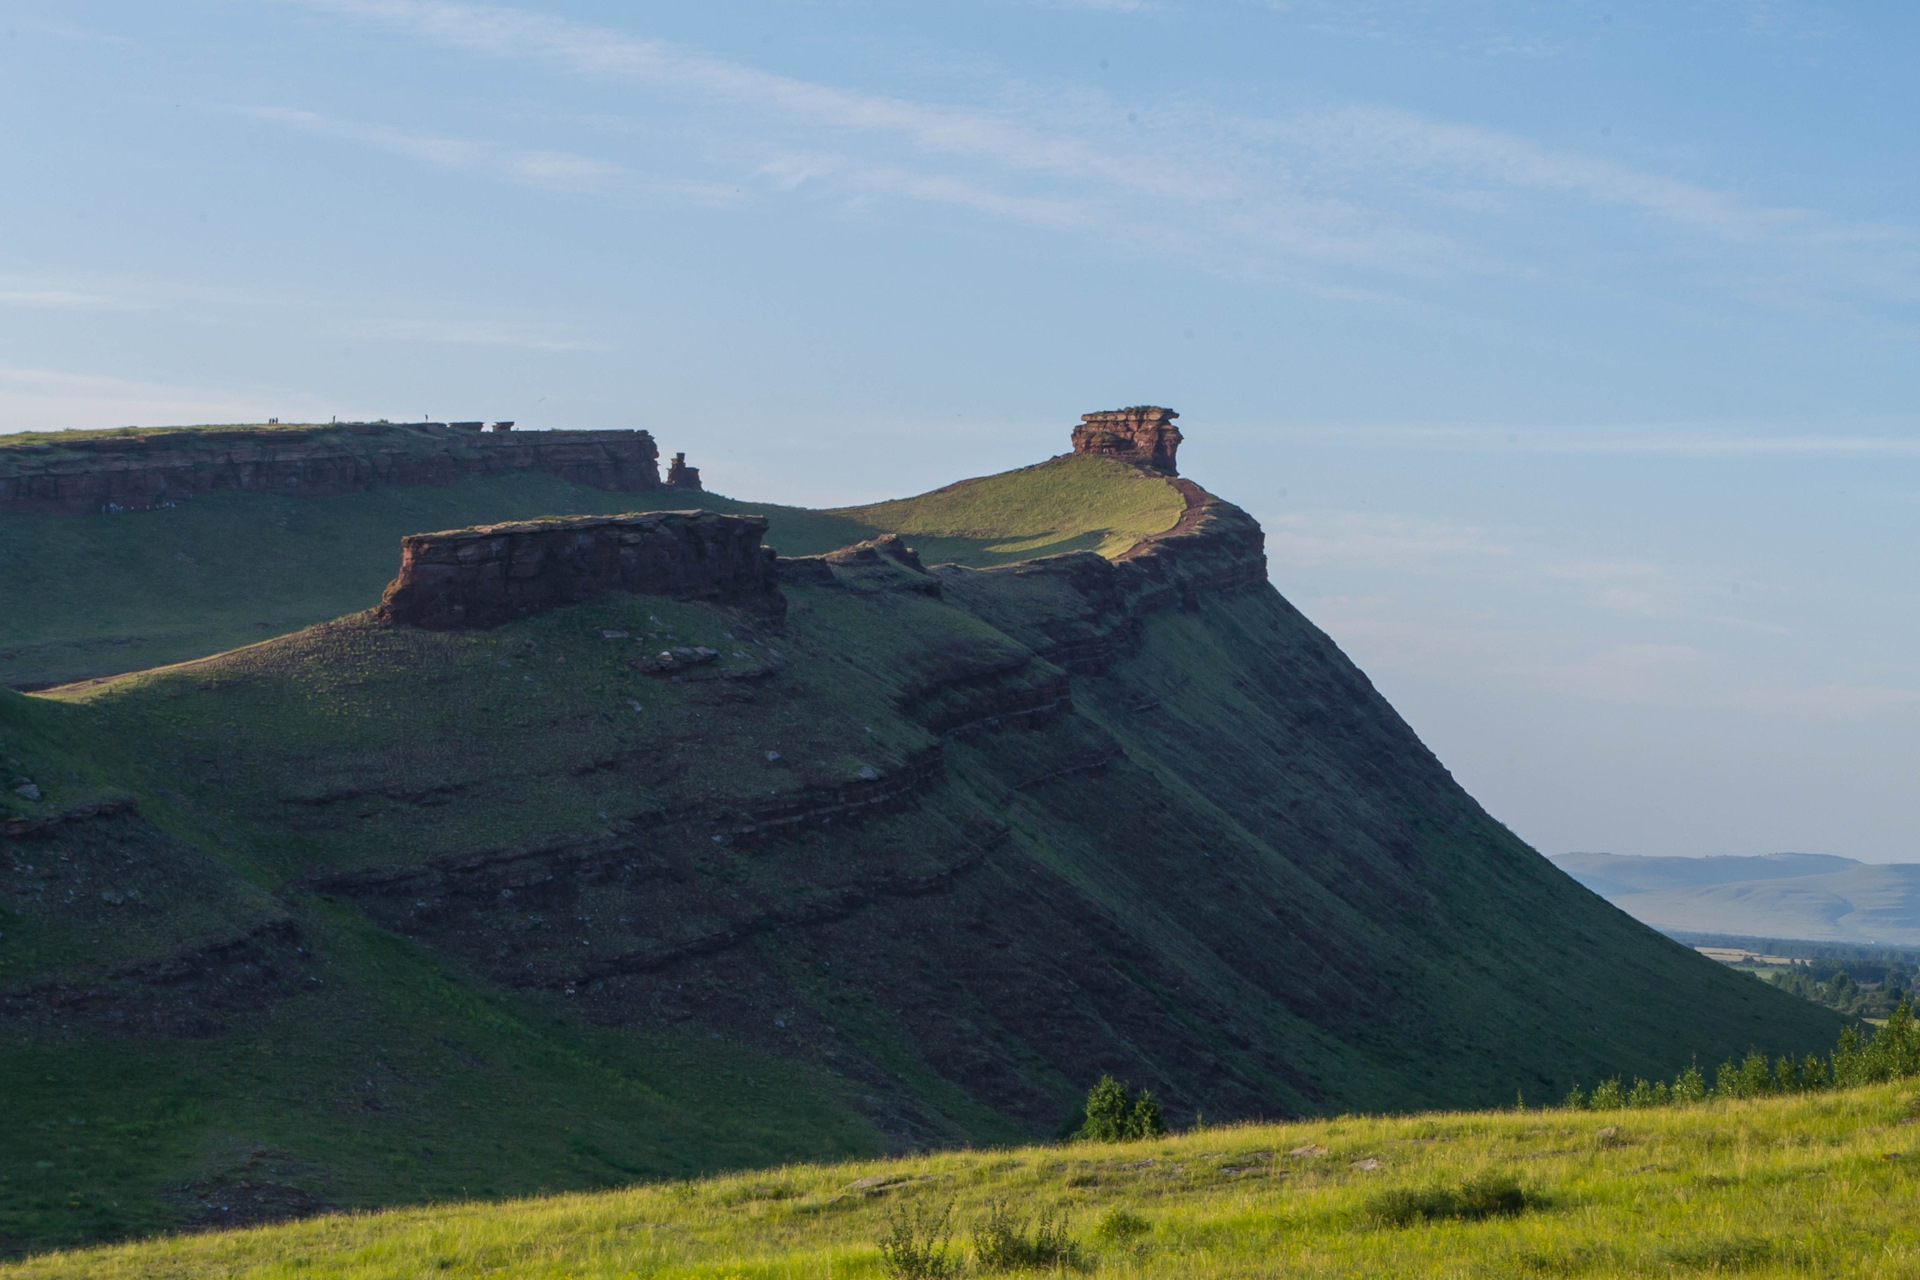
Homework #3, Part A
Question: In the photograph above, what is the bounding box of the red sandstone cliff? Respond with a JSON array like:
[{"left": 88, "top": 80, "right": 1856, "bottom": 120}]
[
  {"left": 374, "top": 510, "right": 782, "bottom": 630},
  {"left": 1070, "top": 406, "right": 1183, "bottom": 474}
]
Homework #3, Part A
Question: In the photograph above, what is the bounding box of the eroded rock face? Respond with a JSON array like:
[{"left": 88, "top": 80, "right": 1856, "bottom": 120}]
[
  {"left": 665, "top": 452, "right": 703, "bottom": 491},
  {"left": 0, "top": 423, "right": 668, "bottom": 515},
  {"left": 1070, "top": 406, "right": 1182, "bottom": 474},
  {"left": 374, "top": 510, "right": 782, "bottom": 629}
]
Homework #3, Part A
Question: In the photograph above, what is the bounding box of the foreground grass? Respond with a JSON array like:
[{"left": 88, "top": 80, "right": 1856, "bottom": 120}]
[{"left": 10, "top": 1083, "right": 1919, "bottom": 1278}]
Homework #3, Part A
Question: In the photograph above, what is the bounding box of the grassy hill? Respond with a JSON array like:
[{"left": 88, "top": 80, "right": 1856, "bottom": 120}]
[
  {"left": 9, "top": 1082, "right": 1920, "bottom": 1278},
  {"left": 0, "top": 425, "right": 1849, "bottom": 1254},
  {"left": 1554, "top": 853, "right": 1920, "bottom": 947},
  {"left": 0, "top": 438, "right": 1179, "bottom": 689}
]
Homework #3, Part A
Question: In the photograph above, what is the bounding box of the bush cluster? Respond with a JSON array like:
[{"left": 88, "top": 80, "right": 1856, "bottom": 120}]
[
  {"left": 1365, "top": 1172, "right": 1531, "bottom": 1227},
  {"left": 1566, "top": 998, "right": 1920, "bottom": 1110},
  {"left": 878, "top": 1198, "right": 1094, "bottom": 1277},
  {"left": 971, "top": 1199, "right": 1084, "bottom": 1272},
  {"left": 1772, "top": 958, "right": 1914, "bottom": 1018},
  {"left": 1075, "top": 1075, "right": 1167, "bottom": 1142}
]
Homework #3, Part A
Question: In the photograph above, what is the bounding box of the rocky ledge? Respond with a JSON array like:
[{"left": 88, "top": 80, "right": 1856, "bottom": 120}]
[
  {"left": 374, "top": 510, "right": 782, "bottom": 630},
  {"left": 1071, "top": 405, "right": 1183, "bottom": 474},
  {"left": 0, "top": 422, "right": 683, "bottom": 515}
]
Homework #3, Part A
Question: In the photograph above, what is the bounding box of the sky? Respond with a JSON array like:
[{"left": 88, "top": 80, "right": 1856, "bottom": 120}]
[{"left": 2, "top": 1, "right": 1917, "bottom": 861}]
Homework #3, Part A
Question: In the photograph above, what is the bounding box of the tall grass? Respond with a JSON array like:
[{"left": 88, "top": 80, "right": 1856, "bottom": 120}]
[{"left": 9, "top": 1081, "right": 1920, "bottom": 1278}]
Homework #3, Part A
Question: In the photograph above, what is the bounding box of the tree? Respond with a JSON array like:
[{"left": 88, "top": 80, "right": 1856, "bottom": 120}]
[
  {"left": 1077, "top": 1075, "right": 1133, "bottom": 1142},
  {"left": 1075, "top": 1076, "right": 1167, "bottom": 1142}
]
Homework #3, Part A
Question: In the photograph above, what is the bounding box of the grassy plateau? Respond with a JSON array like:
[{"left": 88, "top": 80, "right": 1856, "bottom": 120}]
[
  {"left": 0, "top": 449, "right": 1178, "bottom": 689},
  {"left": 6, "top": 1082, "right": 1918, "bottom": 1279}
]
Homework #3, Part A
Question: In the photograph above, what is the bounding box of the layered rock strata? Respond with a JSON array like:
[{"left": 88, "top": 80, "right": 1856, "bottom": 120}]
[
  {"left": 935, "top": 479, "right": 1268, "bottom": 674},
  {"left": 0, "top": 423, "right": 672, "bottom": 515},
  {"left": 374, "top": 510, "right": 782, "bottom": 629},
  {"left": 1070, "top": 405, "right": 1183, "bottom": 474}
]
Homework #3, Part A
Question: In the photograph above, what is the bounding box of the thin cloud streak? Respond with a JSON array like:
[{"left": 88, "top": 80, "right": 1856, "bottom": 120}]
[
  {"left": 290, "top": 0, "right": 1216, "bottom": 201},
  {"left": 1246, "top": 423, "right": 1920, "bottom": 458},
  {"left": 242, "top": 105, "right": 625, "bottom": 192},
  {"left": 0, "top": 289, "right": 148, "bottom": 312},
  {"left": 278, "top": 0, "right": 1918, "bottom": 307},
  {"left": 0, "top": 366, "right": 332, "bottom": 435}
]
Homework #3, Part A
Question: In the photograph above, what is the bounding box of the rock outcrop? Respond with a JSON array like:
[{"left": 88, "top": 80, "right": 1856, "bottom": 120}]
[
  {"left": 1070, "top": 406, "right": 1182, "bottom": 474},
  {"left": 374, "top": 510, "right": 782, "bottom": 630},
  {"left": 0, "top": 423, "right": 670, "bottom": 515},
  {"left": 934, "top": 477, "right": 1268, "bottom": 675},
  {"left": 665, "top": 452, "right": 703, "bottom": 491}
]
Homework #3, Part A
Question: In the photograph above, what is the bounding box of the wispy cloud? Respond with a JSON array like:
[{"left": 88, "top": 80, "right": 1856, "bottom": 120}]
[
  {"left": 362, "top": 315, "right": 610, "bottom": 352},
  {"left": 1241, "top": 422, "right": 1920, "bottom": 459},
  {"left": 0, "top": 289, "right": 147, "bottom": 312},
  {"left": 241, "top": 105, "right": 625, "bottom": 192},
  {"left": 0, "top": 366, "right": 333, "bottom": 435},
  {"left": 1266, "top": 510, "right": 1510, "bottom": 572},
  {"left": 273, "top": 0, "right": 1915, "bottom": 310}
]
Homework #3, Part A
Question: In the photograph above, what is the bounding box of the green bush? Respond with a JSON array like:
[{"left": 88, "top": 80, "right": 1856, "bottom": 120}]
[
  {"left": 1366, "top": 1172, "right": 1530, "bottom": 1227},
  {"left": 971, "top": 1198, "right": 1082, "bottom": 1272},
  {"left": 1075, "top": 1076, "right": 1167, "bottom": 1142},
  {"left": 1672, "top": 1062, "right": 1708, "bottom": 1103},
  {"left": 1567, "top": 998, "right": 1920, "bottom": 1111},
  {"left": 1094, "top": 1207, "right": 1150, "bottom": 1241},
  {"left": 877, "top": 1199, "right": 957, "bottom": 1279}
]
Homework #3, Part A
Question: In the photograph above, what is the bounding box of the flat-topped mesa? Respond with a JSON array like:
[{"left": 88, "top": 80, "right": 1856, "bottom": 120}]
[
  {"left": 375, "top": 510, "right": 782, "bottom": 630},
  {"left": 1070, "top": 405, "right": 1182, "bottom": 475},
  {"left": 0, "top": 422, "right": 675, "bottom": 515}
]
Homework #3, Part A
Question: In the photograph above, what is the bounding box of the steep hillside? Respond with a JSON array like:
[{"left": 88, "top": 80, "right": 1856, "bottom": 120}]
[{"left": 0, "top": 409, "right": 1846, "bottom": 1253}]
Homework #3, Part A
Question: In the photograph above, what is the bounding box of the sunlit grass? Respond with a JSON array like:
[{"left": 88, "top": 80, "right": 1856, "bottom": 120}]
[{"left": 12, "top": 1083, "right": 1919, "bottom": 1278}]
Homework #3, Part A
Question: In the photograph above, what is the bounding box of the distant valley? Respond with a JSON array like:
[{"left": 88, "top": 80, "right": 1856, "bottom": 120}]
[{"left": 1553, "top": 852, "right": 1920, "bottom": 947}]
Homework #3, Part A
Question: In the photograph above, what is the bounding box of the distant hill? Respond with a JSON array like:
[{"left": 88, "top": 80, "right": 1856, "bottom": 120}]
[
  {"left": 1554, "top": 852, "right": 1862, "bottom": 898},
  {"left": 1552, "top": 852, "right": 1920, "bottom": 946}
]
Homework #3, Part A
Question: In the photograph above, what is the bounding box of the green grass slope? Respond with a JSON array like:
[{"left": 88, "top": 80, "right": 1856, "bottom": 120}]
[
  {"left": 0, "top": 427, "right": 1847, "bottom": 1253},
  {"left": 11, "top": 1083, "right": 1920, "bottom": 1279},
  {"left": 0, "top": 441, "right": 1174, "bottom": 688}
]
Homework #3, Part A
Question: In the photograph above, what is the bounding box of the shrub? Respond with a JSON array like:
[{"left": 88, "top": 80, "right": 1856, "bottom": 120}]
[
  {"left": 1566, "top": 998, "right": 1920, "bottom": 1113},
  {"left": 971, "top": 1198, "right": 1082, "bottom": 1272},
  {"left": 877, "top": 1199, "right": 957, "bottom": 1279},
  {"left": 1366, "top": 1172, "right": 1530, "bottom": 1227},
  {"left": 1663, "top": 1235, "right": 1772, "bottom": 1270},
  {"left": 1075, "top": 1076, "right": 1167, "bottom": 1142},
  {"left": 1094, "top": 1207, "right": 1150, "bottom": 1241},
  {"left": 1078, "top": 1076, "right": 1131, "bottom": 1142},
  {"left": 1128, "top": 1090, "right": 1167, "bottom": 1139},
  {"left": 1672, "top": 1062, "right": 1708, "bottom": 1103}
]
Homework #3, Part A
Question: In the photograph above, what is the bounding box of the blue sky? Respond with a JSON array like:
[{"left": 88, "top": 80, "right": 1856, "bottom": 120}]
[{"left": 3, "top": 1, "right": 1917, "bottom": 861}]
